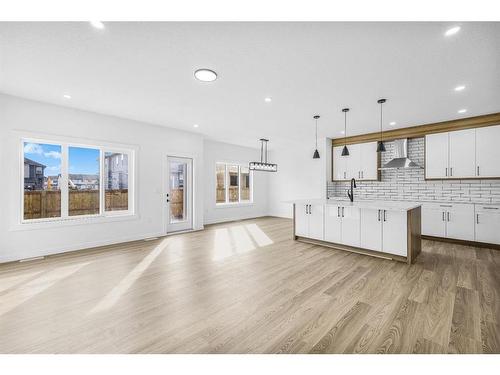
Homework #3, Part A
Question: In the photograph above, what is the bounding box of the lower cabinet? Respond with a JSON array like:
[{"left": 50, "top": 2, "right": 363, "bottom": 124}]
[
  {"left": 421, "top": 203, "right": 474, "bottom": 241},
  {"left": 294, "top": 203, "right": 324, "bottom": 241},
  {"left": 475, "top": 205, "right": 500, "bottom": 244},
  {"left": 324, "top": 205, "right": 360, "bottom": 247},
  {"left": 360, "top": 208, "right": 407, "bottom": 256}
]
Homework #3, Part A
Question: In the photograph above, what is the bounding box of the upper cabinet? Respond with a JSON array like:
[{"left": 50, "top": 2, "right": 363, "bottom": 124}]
[
  {"left": 476, "top": 125, "right": 500, "bottom": 178},
  {"left": 425, "top": 124, "right": 500, "bottom": 179},
  {"left": 333, "top": 141, "right": 379, "bottom": 181}
]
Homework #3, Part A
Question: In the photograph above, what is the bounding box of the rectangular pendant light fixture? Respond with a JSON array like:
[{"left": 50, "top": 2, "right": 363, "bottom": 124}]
[{"left": 249, "top": 139, "right": 278, "bottom": 172}]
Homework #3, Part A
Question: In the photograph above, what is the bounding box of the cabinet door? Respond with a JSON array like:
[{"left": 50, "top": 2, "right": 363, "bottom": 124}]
[
  {"left": 360, "top": 208, "right": 383, "bottom": 251},
  {"left": 446, "top": 205, "right": 475, "bottom": 241},
  {"left": 346, "top": 144, "right": 361, "bottom": 180},
  {"left": 359, "top": 142, "right": 378, "bottom": 180},
  {"left": 325, "top": 204, "right": 342, "bottom": 243},
  {"left": 476, "top": 125, "right": 500, "bottom": 178},
  {"left": 341, "top": 206, "right": 360, "bottom": 247},
  {"left": 449, "top": 129, "right": 476, "bottom": 178},
  {"left": 425, "top": 133, "right": 449, "bottom": 179},
  {"left": 382, "top": 210, "right": 407, "bottom": 256},
  {"left": 422, "top": 207, "right": 447, "bottom": 237},
  {"left": 295, "top": 204, "right": 309, "bottom": 237},
  {"left": 475, "top": 207, "right": 500, "bottom": 245},
  {"left": 333, "top": 146, "right": 347, "bottom": 180},
  {"left": 308, "top": 204, "right": 324, "bottom": 241}
]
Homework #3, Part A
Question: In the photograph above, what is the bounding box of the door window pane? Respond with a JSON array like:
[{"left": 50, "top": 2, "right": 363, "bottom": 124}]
[
  {"left": 23, "top": 142, "right": 62, "bottom": 219},
  {"left": 170, "top": 161, "right": 186, "bottom": 223},
  {"left": 68, "top": 147, "right": 100, "bottom": 216},
  {"left": 104, "top": 152, "right": 129, "bottom": 211},
  {"left": 240, "top": 166, "right": 251, "bottom": 201},
  {"left": 216, "top": 163, "right": 226, "bottom": 203},
  {"left": 228, "top": 165, "right": 239, "bottom": 203}
]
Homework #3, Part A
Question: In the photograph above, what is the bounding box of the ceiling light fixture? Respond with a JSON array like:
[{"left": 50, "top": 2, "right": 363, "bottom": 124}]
[
  {"left": 376, "top": 99, "right": 387, "bottom": 153},
  {"left": 312, "top": 115, "right": 320, "bottom": 159},
  {"left": 194, "top": 69, "right": 217, "bottom": 82},
  {"left": 193, "top": 124, "right": 199, "bottom": 128},
  {"left": 249, "top": 139, "right": 277, "bottom": 172},
  {"left": 389, "top": 121, "right": 396, "bottom": 126},
  {"left": 454, "top": 85, "right": 466, "bottom": 91},
  {"left": 445, "top": 26, "right": 460, "bottom": 36},
  {"left": 90, "top": 21, "right": 105, "bottom": 30},
  {"left": 458, "top": 109, "right": 467, "bottom": 114},
  {"left": 341, "top": 108, "right": 350, "bottom": 156},
  {"left": 63, "top": 94, "right": 71, "bottom": 99},
  {"left": 264, "top": 97, "right": 272, "bottom": 103}
]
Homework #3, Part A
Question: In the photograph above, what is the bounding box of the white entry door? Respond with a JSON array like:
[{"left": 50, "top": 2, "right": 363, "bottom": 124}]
[{"left": 166, "top": 156, "right": 193, "bottom": 233}]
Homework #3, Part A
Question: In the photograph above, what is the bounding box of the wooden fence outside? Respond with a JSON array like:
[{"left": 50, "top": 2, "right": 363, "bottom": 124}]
[
  {"left": 216, "top": 186, "right": 250, "bottom": 203},
  {"left": 24, "top": 189, "right": 128, "bottom": 219}
]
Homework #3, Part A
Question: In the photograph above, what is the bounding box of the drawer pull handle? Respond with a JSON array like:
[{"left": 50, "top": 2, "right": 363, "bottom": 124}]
[{"left": 482, "top": 207, "right": 499, "bottom": 210}]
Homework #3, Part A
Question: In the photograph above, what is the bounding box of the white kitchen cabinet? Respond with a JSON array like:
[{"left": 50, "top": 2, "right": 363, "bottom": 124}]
[
  {"left": 308, "top": 204, "right": 325, "bottom": 241},
  {"left": 360, "top": 208, "right": 383, "bottom": 251},
  {"left": 294, "top": 203, "right": 309, "bottom": 237},
  {"left": 325, "top": 205, "right": 342, "bottom": 243},
  {"left": 333, "top": 142, "right": 378, "bottom": 181},
  {"left": 446, "top": 204, "right": 475, "bottom": 241},
  {"left": 425, "top": 132, "right": 449, "bottom": 179},
  {"left": 476, "top": 125, "right": 500, "bottom": 178},
  {"left": 449, "top": 129, "right": 476, "bottom": 178},
  {"left": 359, "top": 142, "right": 378, "bottom": 180},
  {"left": 341, "top": 206, "right": 361, "bottom": 247},
  {"left": 475, "top": 205, "right": 500, "bottom": 245},
  {"left": 422, "top": 206, "right": 446, "bottom": 237},
  {"left": 382, "top": 210, "right": 408, "bottom": 256},
  {"left": 333, "top": 146, "right": 348, "bottom": 180}
]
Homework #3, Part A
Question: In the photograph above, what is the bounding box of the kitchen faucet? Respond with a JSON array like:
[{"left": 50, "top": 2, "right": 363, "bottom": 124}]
[{"left": 347, "top": 178, "right": 356, "bottom": 202}]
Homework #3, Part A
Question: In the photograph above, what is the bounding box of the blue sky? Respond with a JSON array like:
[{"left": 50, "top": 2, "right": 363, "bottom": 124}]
[{"left": 24, "top": 143, "right": 100, "bottom": 176}]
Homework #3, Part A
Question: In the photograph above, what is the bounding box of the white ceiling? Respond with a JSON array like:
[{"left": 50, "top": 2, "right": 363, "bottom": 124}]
[{"left": 1, "top": 22, "right": 499, "bottom": 148}]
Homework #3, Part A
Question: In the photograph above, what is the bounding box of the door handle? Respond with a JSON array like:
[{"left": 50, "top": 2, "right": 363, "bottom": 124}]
[
  {"left": 337, "top": 206, "right": 340, "bottom": 217},
  {"left": 442, "top": 212, "right": 445, "bottom": 221},
  {"left": 342, "top": 207, "right": 345, "bottom": 217},
  {"left": 445, "top": 167, "right": 448, "bottom": 177},
  {"left": 377, "top": 209, "right": 381, "bottom": 221},
  {"left": 450, "top": 167, "right": 453, "bottom": 176},
  {"left": 383, "top": 210, "right": 387, "bottom": 222},
  {"left": 447, "top": 212, "right": 450, "bottom": 222},
  {"left": 344, "top": 171, "right": 346, "bottom": 179},
  {"left": 477, "top": 166, "right": 480, "bottom": 176},
  {"left": 305, "top": 205, "right": 308, "bottom": 214},
  {"left": 476, "top": 213, "right": 479, "bottom": 224},
  {"left": 309, "top": 205, "right": 312, "bottom": 215},
  {"left": 361, "top": 171, "right": 364, "bottom": 179}
]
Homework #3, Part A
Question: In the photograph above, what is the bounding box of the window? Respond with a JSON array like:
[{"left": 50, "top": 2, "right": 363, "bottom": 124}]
[
  {"left": 22, "top": 138, "right": 134, "bottom": 223},
  {"left": 215, "top": 163, "right": 253, "bottom": 205}
]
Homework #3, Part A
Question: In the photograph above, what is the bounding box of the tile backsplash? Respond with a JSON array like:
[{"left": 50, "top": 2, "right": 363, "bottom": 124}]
[{"left": 327, "top": 137, "right": 500, "bottom": 204}]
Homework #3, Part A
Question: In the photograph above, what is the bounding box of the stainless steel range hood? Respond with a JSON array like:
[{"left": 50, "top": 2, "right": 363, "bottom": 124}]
[{"left": 379, "top": 139, "right": 422, "bottom": 170}]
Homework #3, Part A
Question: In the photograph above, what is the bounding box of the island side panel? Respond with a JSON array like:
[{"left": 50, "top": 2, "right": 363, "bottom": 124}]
[
  {"left": 293, "top": 203, "right": 297, "bottom": 239},
  {"left": 407, "top": 206, "right": 422, "bottom": 264}
]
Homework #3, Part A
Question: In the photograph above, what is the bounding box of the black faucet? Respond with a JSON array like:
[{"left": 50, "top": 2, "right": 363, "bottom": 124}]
[{"left": 347, "top": 178, "right": 357, "bottom": 202}]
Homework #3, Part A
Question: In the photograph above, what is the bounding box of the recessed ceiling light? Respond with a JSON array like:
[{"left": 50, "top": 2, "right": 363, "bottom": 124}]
[
  {"left": 458, "top": 109, "right": 467, "bottom": 114},
  {"left": 90, "top": 21, "right": 105, "bottom": 30},
  {"left": 194, "top": 69, "right": 217, "bottom": 82},
  {"left": 264, "top": 97, "right": 272, "bottom": 103},
  {"left": 63, "top": 94, "right": 71, "bottom": 99},
  {"left": 193, "top": 124, "right": 199, "bottom": 128},
  {"left": 454, "top": 85, "right": 466, "bottom": 91},
  {"left": 389, "top": 122, "right": 396, "bottom": 126},
  {"left": 445, "top": 26, "right": 460, "bottom": 36}
]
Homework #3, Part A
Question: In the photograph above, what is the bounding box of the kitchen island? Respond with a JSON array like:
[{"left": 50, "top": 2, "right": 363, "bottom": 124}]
[{"left": 289, "top": 199, "right": 421, "bottom": 264}]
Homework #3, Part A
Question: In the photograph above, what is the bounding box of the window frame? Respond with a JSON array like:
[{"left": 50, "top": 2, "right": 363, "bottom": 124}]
[
  {"left": 20, "top": 136, "right": 136, "bottom": 225},
  {"left": 215, "top": 162, "right": 253, "bottom": 206}
]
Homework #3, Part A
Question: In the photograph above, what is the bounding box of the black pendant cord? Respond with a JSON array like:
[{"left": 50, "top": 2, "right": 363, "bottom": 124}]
[
  {"left": 315, "top": 117, "right": 318, "bottom": 149},
  {"left": 344, "top": 111, "right": 347, "bottom": 145}
]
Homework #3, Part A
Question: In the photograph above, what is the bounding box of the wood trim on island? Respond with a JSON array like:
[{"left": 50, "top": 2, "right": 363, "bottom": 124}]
[{"left": 331, "top": 112, "right": 500, "bottom": 146}]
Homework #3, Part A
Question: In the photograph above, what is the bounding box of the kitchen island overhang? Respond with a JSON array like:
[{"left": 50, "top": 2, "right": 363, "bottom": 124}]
[{"left": 290, "top": 199, "right": 422, "bottom": 264}]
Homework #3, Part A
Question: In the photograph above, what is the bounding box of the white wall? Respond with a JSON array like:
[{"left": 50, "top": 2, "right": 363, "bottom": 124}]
[
  {"left": 0, "top": 94, "right": 205, "bottom": 263},
  {"left": 203, "top": 140, "right": 268, "bottom": 224},
  {"left": 267, "top": 138, "right": 330, "bottom": 218}
]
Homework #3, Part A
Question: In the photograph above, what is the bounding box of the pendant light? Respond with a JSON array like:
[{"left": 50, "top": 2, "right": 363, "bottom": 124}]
[
  {"left": 313, "top": 115, "right": 320, "bottom": 159},
  {"left": 249, "top": 138, "right": 278, "bottom": 172},
  {"left": 376, "top": 99, "right": 387, "bottom": 152},
  {"left": 341, "top": 108, "right": 350, "bottom": 156}
]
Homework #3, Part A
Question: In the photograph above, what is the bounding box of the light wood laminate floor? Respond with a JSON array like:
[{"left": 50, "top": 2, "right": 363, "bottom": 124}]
[{"left": 1, "top": 217, "right": 499, "bottom": 353}]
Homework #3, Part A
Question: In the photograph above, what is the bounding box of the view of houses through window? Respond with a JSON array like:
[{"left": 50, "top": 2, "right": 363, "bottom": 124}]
[
  {"left": 216, "top": 163, "right": 252, "bottom": 204},
  {"left": 23, "top": 140, "right": 131, "bottom": 221}
]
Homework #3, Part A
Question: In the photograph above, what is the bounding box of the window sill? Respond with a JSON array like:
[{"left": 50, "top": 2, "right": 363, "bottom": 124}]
[
  {"left": 215, "top": 202, "right": 254, "bottom": 209},
  {"left": 9, "top": 212, "right": 140, "bottom": 232}
]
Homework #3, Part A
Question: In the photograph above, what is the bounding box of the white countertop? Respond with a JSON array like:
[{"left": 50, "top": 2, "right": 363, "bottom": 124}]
[{"left": 285, "top": 198, "right": 421, "bottom": 211}]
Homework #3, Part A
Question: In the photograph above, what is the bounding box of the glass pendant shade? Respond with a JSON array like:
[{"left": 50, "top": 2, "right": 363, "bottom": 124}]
[
  {"left": 376, "top": 141, "right": 386, "bottom": 152},
  {"left": 341, "top": 145, "right": 349, "bottom": 156},
  {"left": 313, "top": 149, "right": 320, "bottom": 159}
]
